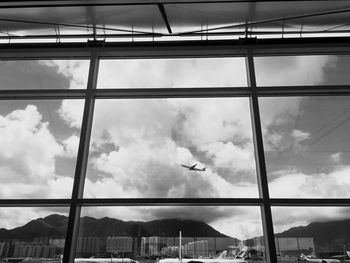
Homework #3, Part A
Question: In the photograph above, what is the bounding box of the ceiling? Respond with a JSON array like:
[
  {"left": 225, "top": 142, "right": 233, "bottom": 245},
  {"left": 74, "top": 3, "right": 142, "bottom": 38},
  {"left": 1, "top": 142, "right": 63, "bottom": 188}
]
[{"left": 0, "top": 0, "right": 349, "bottom": 42}]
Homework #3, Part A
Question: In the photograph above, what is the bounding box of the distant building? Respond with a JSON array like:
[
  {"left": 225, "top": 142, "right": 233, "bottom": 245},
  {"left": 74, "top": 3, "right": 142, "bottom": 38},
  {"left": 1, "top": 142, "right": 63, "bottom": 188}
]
[{"left": 275, "top": 237, "right": 315, "bottom": 257}]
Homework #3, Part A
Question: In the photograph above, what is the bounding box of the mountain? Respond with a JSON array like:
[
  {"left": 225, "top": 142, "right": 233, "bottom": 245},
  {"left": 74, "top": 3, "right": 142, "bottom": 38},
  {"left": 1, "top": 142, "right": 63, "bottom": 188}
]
[
  {"left": 0, "top": 214, "right": 67, "bottom": 241},
  {"left": 276, "top": 219, "right": 350, "bottom": 251},
  {"left": 0, "top": 214, "right": 229, "bottom": 242},
  {"left": 246, "top": 218, "right": 350, "bottom": 252}
]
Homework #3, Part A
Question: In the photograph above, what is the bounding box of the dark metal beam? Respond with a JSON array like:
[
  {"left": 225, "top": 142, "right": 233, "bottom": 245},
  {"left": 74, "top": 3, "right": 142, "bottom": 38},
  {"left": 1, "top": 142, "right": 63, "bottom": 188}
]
[
  {"left": 0, "top": 199, "right": 71, "bottom": 206},
  {"left": 0, "top": 89, "right": 86, "bottom": 99},
  {"left": 158, "top": 3, "right": 172, "bottom": 34},
  {"left": 63, "top": 54, "right": 99, "bottom": 263},
  {"left": 180, "top": 7, "right": 350, "bottom": 35},
  {"left": 256, "top": 86, "right": 350, "bottom": 96},
  {"left": 94, "top": 87, "right": 250, "bottom": 98},
  {"left": 0, "top": 17, "right": 159, "bottom": 35},
  {"left": 0, "top": 0, "right": 345, "bottom": 9},
  {"left": 79, "top": 198, "right": 263, "bottom": 206},
  {"left": 2, "top": 29, "right": 350, "bottom": 42},
  {"left": 270, "top": 199, "right": 350, "bottom": 206},
  {"left": 247, "top": 50, "right": 277, "bottom": 263},
  {"left": 1, "top": 38, "right": 350, "bottom": 56}
]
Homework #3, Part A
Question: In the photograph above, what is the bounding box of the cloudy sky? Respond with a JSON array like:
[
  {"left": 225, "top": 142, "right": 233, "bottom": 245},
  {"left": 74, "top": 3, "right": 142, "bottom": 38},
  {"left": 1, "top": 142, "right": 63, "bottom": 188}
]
[{"left": 0, "top": 55, "right": 350, "bottom": 242}]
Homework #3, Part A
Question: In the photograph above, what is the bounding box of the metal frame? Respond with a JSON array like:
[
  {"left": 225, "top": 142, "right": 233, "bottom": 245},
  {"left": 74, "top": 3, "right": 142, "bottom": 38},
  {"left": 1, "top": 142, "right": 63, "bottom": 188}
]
[
  {"left": 1, "top": 0, "right": 350, "bottom": 42},
  {"left": 1, "top": 38, "right": 350, "bottom": 263}
]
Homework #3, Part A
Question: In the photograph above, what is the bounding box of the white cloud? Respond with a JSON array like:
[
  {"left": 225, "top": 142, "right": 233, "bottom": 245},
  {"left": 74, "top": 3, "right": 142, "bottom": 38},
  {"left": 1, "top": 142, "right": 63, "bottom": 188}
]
[
  {"left": 0, "top": 105, "right": 73, "bottom": 198},
  {"left": 199, "top": 141, "right": 255, "bottom": 175},
  {"left": 291, "top": 129, "right": 310, "bottom": 142},
  {"left": 58, "top": 99, "right": 84, "bottom": 128},
  {"left": 55, "top": 55, "right": 343, "bottom": 239},
  {"left": 255, "top": 55, "right": 337, "bottom": 86},
  {"left": 98, "top": 58, "right": 247, "bottom": 88},
  {"left": 330, "top": 152, "right": 342, "bottom": 163},
  {"left": 39, "top": 60, "right": 89, "bottom": 89},
  {"left": 269, "top": 165, "right": 350, "bottom": 198},
  {"left": 62, "top": 135, "right": 80, "bottom": 158}
]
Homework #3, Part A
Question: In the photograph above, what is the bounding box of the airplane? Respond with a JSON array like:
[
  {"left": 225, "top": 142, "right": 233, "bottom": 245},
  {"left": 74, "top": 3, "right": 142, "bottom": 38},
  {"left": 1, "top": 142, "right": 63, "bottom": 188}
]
[
  {"left": 300, "top": 253, "right": 340, "bottom": 263},
  {"left": 180, "top": 163, "right": 206, "bottom": 172},
  {"left": 159, "top": 250, "right": 247, "bottom": 263},
  {"left": 159, "top": 232, "right": 247, "bottom": 263}
]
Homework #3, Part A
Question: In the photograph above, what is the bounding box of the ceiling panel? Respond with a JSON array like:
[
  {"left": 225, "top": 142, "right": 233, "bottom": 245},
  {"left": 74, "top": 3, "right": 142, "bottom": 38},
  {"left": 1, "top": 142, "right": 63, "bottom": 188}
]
[{"left": 0, "top": 1, "right": 348, "bottom": 41}]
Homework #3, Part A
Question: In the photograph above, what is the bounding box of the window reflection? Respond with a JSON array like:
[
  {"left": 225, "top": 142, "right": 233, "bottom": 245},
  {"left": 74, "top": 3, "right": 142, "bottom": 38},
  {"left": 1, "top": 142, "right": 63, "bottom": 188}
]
[
  {"left": 272, "top": 207, "right": 350, "bottom": 263},
  {"left": 76, "top": 206, "right": 265, "bottom": 263},
  {"left": 0, "top": 208, "right": 69, "bottom": 262},
  {"left": 84, "top": 98, "right": 258, "bottom": 198},
  {"left": 97, "top": 58, "right": 247, "bottom": 88},
  {"left": 0, "top": 60, "right": 89, "bottom": 90},
  {"left": 0, "top": 99, "right": 84, "bottom": 199},
  {"left": 259, "top": 96, "right": 350, "bottom": 198},
  {"left": 254, "top": 55, "right": 350, "bottom": 86}
]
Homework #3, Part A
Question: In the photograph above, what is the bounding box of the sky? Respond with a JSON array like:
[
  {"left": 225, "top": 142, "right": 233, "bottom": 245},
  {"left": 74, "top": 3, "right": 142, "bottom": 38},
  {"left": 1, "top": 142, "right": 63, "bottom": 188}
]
[{"left": 0, "top": 55, "right": 350, "bottom": 242}]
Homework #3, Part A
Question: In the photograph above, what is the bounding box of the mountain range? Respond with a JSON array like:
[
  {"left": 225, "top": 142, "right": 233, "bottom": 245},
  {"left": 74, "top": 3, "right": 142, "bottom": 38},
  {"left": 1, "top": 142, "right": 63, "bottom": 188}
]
[
  {"left": 1, "top": 214, "right": 350, "bottom": 252},
  {"left": 275, "top": 219, "right": 350, "bottom": 251},
  {"left": 0, "top": 214, "right": 229, "bottom": 241}
]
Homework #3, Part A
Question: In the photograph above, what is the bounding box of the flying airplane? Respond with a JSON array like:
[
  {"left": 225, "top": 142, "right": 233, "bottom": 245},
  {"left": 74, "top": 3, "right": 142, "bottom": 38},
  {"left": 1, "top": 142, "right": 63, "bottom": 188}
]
[
  {"left": 180, "top": 163, "right": 206, "bottom": 172},
  {"left": 300, "top": 253, "right": 340, "bottom": 263}
]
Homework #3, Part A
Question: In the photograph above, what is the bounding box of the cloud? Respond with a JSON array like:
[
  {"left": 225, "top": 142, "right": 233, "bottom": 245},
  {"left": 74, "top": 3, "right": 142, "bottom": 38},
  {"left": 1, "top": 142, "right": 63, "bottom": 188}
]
[
  {"left": 98, "top": 58, "right": 247, "bottom": 88},
  {"left": 62, "top": 135, "right": 80, "bottom": 158},
  {"left": 58, "top": 99, "right": 85, "bottom": 129},
  {"left": 269, "top": 165, "right": 350, "bottom": 198},
  {"left": 254, "top": 55, "right": 338, "bottom": 86},
  {"left": 330, "top": 152, "right": 342, "bottom": 163},
  {"left": 272, "top": 206, "right": 350, "bottom": 234},
  {"left": 39, "top": 60, "right": 89, "bottom": 89},
  {"left": 79, "top": 98, "right": 259, "bottom": 199},
  {"left": 54, "top": 55, "right": 344, "bottom": 239},
  {"left": 0, "top": 105, "right": 74, "bottom": 198}
]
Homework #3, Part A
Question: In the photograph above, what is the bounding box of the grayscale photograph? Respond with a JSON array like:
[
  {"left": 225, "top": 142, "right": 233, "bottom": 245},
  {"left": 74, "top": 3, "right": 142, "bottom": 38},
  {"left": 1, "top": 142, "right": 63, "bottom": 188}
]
[{"left": 0, "top": 2, "right": 349, "bottom": 263}]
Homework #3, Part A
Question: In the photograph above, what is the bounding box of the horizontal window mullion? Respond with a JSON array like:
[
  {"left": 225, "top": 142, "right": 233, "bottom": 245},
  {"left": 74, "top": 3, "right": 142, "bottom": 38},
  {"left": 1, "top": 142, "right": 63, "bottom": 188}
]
[
  {"left": 78, "top": 198, "right": 262, "bottom": 206},
  {"left": 270, "top": 198, "right": 350, "bottom": 206},
  {"left": 93, "top": 87, "right": 251, "bottom": 98},
  {"left": 0, "top": 199, "right": 71, "bottom": 206},
  {"left": 257, "top": 85, "right": 350, "bottom": 96},
  {"left": 0, "top": 89, "right": 87, "bottom": 99}
]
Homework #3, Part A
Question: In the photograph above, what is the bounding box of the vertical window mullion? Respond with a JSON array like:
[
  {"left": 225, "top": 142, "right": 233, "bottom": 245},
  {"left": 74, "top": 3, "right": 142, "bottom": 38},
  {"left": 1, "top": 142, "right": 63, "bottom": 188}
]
[
  {"left": 63, "top": 51, "right": 99, "bottom": 263},
  {"left": 246, "top": 50, "right": 277, "bottom": 263}
]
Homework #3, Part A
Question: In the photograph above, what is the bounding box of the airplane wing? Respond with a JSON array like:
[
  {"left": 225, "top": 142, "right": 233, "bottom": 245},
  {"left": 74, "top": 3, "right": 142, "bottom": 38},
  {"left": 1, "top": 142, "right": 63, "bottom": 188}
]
[
  {"left": 190, "top": 163, "right": 197, "bottom": 169},
  {"left": 194, "top": 167, "right": 206, "bottom": 171}
]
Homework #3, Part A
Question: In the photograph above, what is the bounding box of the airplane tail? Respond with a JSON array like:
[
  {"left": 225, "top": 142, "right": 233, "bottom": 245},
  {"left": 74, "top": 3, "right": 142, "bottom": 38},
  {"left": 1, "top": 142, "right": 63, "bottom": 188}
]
[
  {"left": 346, "top": 251, "right": 350, "bottom": 258},
  {"left": 203, "top": 167, "right": 206, "bottom": 171},
  {"left": 300, "top": 253, "right": 307, "bottom": 260},
  {"left": 218, "top": 250, "right": 227, "bottom": 259}
]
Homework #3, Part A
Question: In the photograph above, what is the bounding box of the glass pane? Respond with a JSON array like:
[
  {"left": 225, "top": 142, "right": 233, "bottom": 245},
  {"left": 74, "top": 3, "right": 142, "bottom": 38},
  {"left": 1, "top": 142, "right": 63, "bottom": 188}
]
[
  {"left": 0, "top": 99, "right": 84, "bottom": 198},
  {"left": 97, "top": 58, "right": 247, "bottom": 88},
  {"left": 77, "top": 206, "right": 265, "bottom": 262},
  {"left": 0, "top": 207, "right": 69, "bottom": 261},
  {"left": 84, "top": 98, "right": 258, "bottom": 198},
  {"left": 259, "top": 96, "right": 350, "bottom": 198},
  {"left": 254, "top": 55, "right": 350, "bottom": 86},
  {"left": 0, "top": 60, "right": 89, "bottom": 90},
  {"left": 272, "top": 207, "right": 350, "bottom": 263}
]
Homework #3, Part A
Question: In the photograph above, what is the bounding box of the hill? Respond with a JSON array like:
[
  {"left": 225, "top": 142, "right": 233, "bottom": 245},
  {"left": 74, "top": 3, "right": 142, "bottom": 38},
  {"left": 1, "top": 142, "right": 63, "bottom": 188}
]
[{"left": 0, "top": 214, "right": 229, "bottom": 242}]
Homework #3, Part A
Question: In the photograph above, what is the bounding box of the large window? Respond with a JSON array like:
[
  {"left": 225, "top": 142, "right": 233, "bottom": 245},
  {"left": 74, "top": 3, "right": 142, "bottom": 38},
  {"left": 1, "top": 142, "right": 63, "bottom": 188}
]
[{"left": 0, "top": 43, "right": 348, "bottom": 263}]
